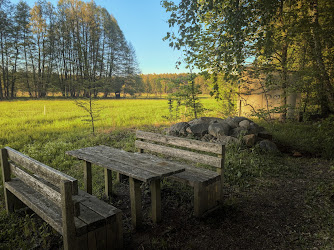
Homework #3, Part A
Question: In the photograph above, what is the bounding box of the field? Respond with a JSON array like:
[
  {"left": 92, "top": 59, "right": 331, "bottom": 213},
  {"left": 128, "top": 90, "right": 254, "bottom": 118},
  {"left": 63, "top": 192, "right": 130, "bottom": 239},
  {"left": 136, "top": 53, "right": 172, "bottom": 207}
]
[{"left": 1, "top": 98, "right": 334, "bottom": 249}]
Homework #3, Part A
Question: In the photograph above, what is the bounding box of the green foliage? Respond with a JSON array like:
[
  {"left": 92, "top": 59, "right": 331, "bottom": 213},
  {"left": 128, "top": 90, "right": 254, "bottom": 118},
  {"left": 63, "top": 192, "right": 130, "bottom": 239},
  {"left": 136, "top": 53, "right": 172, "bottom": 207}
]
[
  {"left": 259, "top": 116, "right": 334, "bottom": 159},
  {"left": 162, "top": 0, "right": 334, "bottom": 118},
  {"left": 165, "top": 73, "right": 205, "bottom": 120}
]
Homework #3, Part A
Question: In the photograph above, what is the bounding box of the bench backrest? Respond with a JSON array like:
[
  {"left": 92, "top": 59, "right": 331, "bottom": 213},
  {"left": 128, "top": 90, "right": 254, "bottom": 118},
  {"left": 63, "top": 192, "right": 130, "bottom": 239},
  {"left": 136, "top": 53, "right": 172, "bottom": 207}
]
[
  {"left": 1, "top": 147, "right": 78, "bottom": 209},
  {"left": 135, "top": 130, "right": 225, "bottom": 170}
]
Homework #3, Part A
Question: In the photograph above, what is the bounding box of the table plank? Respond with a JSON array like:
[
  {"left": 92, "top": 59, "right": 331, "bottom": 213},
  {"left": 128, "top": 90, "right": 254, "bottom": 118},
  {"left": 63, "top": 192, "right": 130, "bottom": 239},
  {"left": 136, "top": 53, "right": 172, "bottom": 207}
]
[
  {"left": 66, "top": 146, "right": 185, "bottom": 182},
  {"left": 66, "top": 148, "right": 158, "bottom": 182},
  {"left": 90, "top": 146, "right": 185, "bottom": 177}
]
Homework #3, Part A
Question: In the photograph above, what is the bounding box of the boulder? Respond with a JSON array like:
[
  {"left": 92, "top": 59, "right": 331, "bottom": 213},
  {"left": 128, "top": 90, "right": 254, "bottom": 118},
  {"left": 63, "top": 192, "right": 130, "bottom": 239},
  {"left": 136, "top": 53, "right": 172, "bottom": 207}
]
[
  {"left": 233, "top": 116, "right": 250, "bottom": 124},
  {"left": 223, "top": 117, "right": 239, "bottom": 129},
  {"left": 208, "top": 122, "right": 231, "bottom": 137},
  {"left": 248, "top": 122, "right": 265, "bottom": 135},
  {"left": 239, "top": 120, "right": 251, "bottom": 129},
  {"left": 258, "top": 140, "right": 279, "bottom": 153},
  {"left": 186, "top": 123, "right": 209, "bottom": 137},
  {"left": 188, "top": 117, "right": 224, "bottom": 126},
  {"left": 168, "top": 122, "right": 189, "bottom": 136},
  {"left": 243, "top": 134, "right": 256, "bottom": 147},
  {"left": 216, "top": 135, "right": 239, "bottom": 146}
]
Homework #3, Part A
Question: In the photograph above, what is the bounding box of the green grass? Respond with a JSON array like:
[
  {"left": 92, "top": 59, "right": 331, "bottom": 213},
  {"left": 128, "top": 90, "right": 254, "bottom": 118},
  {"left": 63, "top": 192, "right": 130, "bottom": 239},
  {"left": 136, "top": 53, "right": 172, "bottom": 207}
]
[{"left": 257, "top": 116, "right": 334, "bottom": 159}]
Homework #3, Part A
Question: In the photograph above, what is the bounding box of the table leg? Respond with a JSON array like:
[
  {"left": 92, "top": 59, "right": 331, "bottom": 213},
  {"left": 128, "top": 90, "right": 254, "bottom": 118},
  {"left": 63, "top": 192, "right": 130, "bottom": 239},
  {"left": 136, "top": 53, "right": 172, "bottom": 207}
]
[
  {"left": 129, "top": 177, "right": 142, "bottom": 229},
  {"left": 84, "top": 161, "right": 92, "bottom": 194},
  {"left": 104, "top": 168, "right": 112, "bottom": 198},
  {"left": 116, "top": 173, "right": 126, "bottom": 182},
  {"left": 150, "top": 179, "right": 161, "bottom": 223}
]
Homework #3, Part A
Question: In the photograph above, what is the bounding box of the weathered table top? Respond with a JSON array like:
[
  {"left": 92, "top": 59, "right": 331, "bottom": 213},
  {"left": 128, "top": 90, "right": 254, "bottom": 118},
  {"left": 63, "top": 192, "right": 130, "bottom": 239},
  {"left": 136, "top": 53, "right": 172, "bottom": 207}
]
[{"left": 66, "top": 145, "right": 185, "bottom": 182}]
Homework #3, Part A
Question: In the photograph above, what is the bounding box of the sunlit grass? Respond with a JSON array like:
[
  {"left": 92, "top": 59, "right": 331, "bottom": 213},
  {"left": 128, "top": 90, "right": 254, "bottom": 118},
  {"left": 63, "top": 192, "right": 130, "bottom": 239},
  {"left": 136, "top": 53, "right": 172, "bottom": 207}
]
[{"left": 0, "top": 98, "right": 219, "bottom": 151}]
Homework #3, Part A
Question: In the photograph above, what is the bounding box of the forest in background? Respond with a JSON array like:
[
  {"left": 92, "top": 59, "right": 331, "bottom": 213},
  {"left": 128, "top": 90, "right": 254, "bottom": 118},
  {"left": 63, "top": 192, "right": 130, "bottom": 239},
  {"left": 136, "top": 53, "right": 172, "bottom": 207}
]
[{"left": 0, "top": 0, "right": 141, "bottom": 99}]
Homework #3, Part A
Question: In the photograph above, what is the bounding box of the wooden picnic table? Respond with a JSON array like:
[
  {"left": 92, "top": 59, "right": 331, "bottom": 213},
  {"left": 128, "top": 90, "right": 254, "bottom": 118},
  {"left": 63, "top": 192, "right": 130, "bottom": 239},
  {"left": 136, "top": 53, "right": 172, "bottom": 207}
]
[{"left": 66, "top": 145, "right": 185, "bottom": 228}]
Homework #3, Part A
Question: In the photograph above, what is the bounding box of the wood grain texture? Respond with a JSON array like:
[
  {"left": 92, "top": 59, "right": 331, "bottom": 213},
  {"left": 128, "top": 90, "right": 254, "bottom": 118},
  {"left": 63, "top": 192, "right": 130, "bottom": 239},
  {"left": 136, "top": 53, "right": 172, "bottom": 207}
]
[
  {"left": 150, "top": 179, "right": 161, "bottom": 224},
  {"left": 129, "top": 177, "right": 142, "bottom": 229},
  {"left": 104, "top": 168, "right": 113, "bottom": 198},
  {"left": 136, "top": 130, "right": 224, "bottom": 154},
  {"left": 135, "top": 140, "right": 223, "bottom": 168},
  {"left": 1, "top": 148, "right": 16, "bottom": 213},
  {"left": 67, "top": 145, "right": 185, "bottom": 182},
  {"left": 67, "top": 147, "right": 159, "bottom": 182},
  {"left": 193, "top": 182, "right": 208, "bottom": 217},
  {"left": 6, "top": 178, "right": 63, "bottom": 234},
  {"left": 60, "top": 180, "right": 77, "bottom": 250},
  {"left": 84, "top": 161, "right": 92, "bottom": 194},
  {"left": 9, "top": 162, "right": 62, "bottom": 205},
  {"left": 6, "top": 147, "right": 78, "bottom": 195}
]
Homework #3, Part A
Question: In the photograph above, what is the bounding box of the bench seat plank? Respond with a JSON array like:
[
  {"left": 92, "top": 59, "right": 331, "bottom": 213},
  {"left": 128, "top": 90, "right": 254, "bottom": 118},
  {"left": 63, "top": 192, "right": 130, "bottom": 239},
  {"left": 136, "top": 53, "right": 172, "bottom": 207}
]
[
  {"left": 76, "top": 190, "right": 120, "bottom": 223},
  {"left": 169, "top": 165, "right": 221, "bottom": 187}
]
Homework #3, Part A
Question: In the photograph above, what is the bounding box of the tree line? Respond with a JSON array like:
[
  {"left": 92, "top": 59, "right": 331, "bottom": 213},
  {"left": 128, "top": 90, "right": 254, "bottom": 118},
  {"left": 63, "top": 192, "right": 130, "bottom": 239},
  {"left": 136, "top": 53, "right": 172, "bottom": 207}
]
[
  {"left": 140, "top": 73, "right": 210, "bottom": 97},
  {"left": 163, "top": 0, "right": 334, "bottom": 119},
  {"left": 0, "top": 0, "right": 141, "bottom": 99}
]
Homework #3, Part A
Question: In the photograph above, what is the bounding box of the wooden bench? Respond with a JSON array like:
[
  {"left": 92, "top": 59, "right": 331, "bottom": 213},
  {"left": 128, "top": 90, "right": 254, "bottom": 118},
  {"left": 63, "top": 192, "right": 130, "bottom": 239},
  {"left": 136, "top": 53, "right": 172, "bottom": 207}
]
[
  {"left": 135, "top": 130, "right": 225, "bottom": 217},
  {"left": 1, "top": 147, "right": 123, "bottom": 250}
]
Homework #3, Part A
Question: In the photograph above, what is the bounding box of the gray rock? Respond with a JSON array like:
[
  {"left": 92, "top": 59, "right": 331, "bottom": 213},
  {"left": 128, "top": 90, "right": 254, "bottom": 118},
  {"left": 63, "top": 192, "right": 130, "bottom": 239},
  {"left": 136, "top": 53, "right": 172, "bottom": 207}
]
[
  {"left": 216, "top": 135, "right": 239, "bottom": 146},
  {"left": 239, "top": 120, "right": 251, "bottom": 129},
  {"left": 168, "top": 122, "right": 189, "bottom": 136},
  {"left": 223, "top": 117, "right": 239, "bottom": 129},
  {"left": 248, "top": 123, "right": 265, "bottom": 135},
  {"left": 188, "top": 117, "right": 224, "bottom": 126},
  {"left": 208, "top": 122, "right": 231, "bottom": 137},
  {"left": 232, "top": 116, "right": 251, "bottom": 124},
  {"left": 258, "top": 140, "right": 279, "bottom": 152},
  {"left": 231, "top": 127, "right": 248, "bottom": 138},
  {"left": 186, "top": 123, "right": 209, "bottom": 137},
  {"left": 243, "top": 134, "right": 256, "bottom": 147}
]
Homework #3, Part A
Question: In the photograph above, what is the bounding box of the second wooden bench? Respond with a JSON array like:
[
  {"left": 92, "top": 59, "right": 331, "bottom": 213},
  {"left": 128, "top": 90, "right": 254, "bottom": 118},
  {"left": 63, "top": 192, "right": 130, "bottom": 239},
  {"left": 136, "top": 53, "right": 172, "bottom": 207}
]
[{"left": 135, "top": 130, "right": 225, "bottom": 217}]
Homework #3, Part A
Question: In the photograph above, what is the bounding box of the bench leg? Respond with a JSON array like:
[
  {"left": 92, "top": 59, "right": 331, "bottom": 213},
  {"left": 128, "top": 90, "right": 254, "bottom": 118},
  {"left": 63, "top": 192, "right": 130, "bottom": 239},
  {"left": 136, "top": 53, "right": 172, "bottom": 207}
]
[
  {"left": 217, "top": 168, "right": 224, "bottom": 202},
  {"left": 129, "top": 177, "right": 142, "bottom": 229},
  {"left": 194, "top": 183, "right": 207, "bottom": 217},
  {"left": 4, "top": 189, "right": 18, "bottom": 213},
  {"left": 84, "top": 161, "right": 92, "bottom": 194},
  {"left": 116, "top": 173, "right": 127, "bottom": 182},
  {"left": 104, "top": 168, "right": 112, "bottom": 198},
  {"left": 61, "top": 180, "right": 77, "bottom": 250},
  {"left": 150, "top": 179, "right": 161, "bottom": 223}
]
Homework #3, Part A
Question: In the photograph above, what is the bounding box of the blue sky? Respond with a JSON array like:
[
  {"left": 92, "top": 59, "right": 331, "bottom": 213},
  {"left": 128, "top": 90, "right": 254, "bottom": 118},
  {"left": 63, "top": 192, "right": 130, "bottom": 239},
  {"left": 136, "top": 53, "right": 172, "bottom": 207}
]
[{"left": 10, "top": 0, "right": 188, "bottom": 74}]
